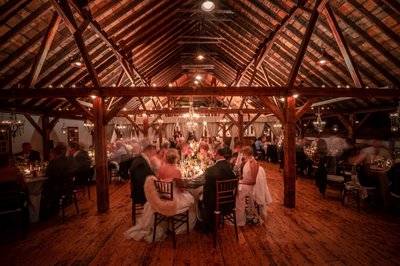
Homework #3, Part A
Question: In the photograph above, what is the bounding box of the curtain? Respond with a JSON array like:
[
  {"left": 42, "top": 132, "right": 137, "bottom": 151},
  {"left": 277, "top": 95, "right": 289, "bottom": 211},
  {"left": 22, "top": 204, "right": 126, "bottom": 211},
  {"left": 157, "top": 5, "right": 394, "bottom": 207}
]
[
  {"left": 253, "top": 122, "right": 265, "bottom": 138},
  {"left": 269, "top": 123, "right": 282, "bottom": 140},
  {"left": 195, "top": 122, "right": 203, "bottom": 141},
  {"left": 230, "top": 124, "right": 238, "bottom": 150},
  {"left": 181, "top": 122, "right": 189, "bottom": 140},
  {"left": 207, "top": 122, "right": 219, "bottom": 138},
  {"left": 165, "top": 123, "right": 175, "bottom": 139},
  {"left": 106, "top": 124, "right": 114, "bottom": 142},
  {"left": 121, "top": 124, "right": 133, "bottom": 139}
]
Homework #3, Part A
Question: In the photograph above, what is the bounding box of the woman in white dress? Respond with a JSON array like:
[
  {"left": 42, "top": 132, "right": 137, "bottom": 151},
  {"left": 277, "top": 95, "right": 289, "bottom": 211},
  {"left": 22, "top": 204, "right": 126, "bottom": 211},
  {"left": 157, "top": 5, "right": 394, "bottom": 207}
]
[
  {"left": 235, "top": 146, "right": 259, "bottom": 226},
  {"left": 124, "top": 148, "right": 195, "bottom": 243}
]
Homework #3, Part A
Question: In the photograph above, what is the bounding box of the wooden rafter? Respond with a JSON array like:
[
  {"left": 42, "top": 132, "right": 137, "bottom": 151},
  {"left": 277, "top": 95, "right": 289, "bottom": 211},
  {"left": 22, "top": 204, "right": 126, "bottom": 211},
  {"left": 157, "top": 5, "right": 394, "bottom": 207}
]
[
  {"left": 323, "top": 4, "right": 363, "bottom": 88},
  {"left": 259, "top": 97, "right": 284, "bottom": 122},
  {"left": 125, "top": 115, "right": 144, "bottom": 134},
  {"left": 27, "top": 13, "right": 61, "bottom": 88},
  {"left": 105, "top": 97, "right": 132, "bottom": 124},
  {"left": 24, "top": 114, "right": 43, "bottom": 136},
  {"left": 295, "top": 98, "right": 316, "bottom": 121},
  {"left": 0, "top": 0, "right": 31, "bottom": 25},
  {"left": 287, "top": 1, "right": 323, "bottom": 87},
  {"left": 66, "top": 97, "right": 93, "bottom": 120},
  {"left": 1, "top": 87, "right": 398, "bottom": 99},
  {"left": 355, "top": 113, "right": 371, "bottom": 130},
  {"left": 244, "top": 113, "right": 261, "bottom": 131}
]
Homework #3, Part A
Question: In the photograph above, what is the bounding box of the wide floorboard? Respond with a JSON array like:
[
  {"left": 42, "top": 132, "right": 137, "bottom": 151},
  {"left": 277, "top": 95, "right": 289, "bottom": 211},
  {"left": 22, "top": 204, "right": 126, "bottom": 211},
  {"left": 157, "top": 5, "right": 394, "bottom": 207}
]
[{"left": 1, "top": 162, "right": 399, "bottom": 265}]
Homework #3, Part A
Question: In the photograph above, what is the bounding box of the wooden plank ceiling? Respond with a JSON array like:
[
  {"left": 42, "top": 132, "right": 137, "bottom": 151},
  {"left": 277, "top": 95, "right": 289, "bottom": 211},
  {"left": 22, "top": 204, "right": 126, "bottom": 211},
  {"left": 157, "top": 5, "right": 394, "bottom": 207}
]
[{"left": 0, "top": 0, "right": 399, "bottom": 120}]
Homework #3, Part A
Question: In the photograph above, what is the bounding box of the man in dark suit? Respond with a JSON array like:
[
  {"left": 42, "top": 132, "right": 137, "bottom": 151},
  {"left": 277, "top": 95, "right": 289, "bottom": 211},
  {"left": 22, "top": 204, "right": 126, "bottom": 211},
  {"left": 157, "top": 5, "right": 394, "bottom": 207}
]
[
  {"left": 67, "top": 141, "right": 92, "bottom": 184},
  {"left": 201, "top": 148, "right": 236, "bottom": 226},
  {"left": 67, "top": 142, "right": 91, "bottom": 171},
  {"left": 15, "top": 142, "right": 41, "bottom": 163},
  {"left": 130, "top": 144, "right": 157, "bottom": 205},
  {"left": 41, "top": 144, "right": 78, "bottom": 216}
]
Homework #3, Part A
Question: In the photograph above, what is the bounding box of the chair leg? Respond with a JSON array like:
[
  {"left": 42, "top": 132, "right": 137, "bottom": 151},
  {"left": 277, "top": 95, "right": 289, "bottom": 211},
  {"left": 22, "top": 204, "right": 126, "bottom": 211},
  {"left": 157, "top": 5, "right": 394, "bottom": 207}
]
[
  {"left": 342, "top": 190, "right": 346, "bottom": 206},
  {"left": 152, "top": 213, "right": 158, "bottom": 243},
  {"left": 60, "top": 199, "right": 65, "bottom": 223},
  {"left": 74, "top": 192, "right": 79, "bottom": 214},
  {"left": 132, "top": 202, "right": 136, "bottom": 225},
  {"left": 171, "top": 218, "right": 176, "bottom": 249},
  {"left": 233, "top": 212, "right": 239, "bottom": 242},
  {"left": 356, "top": 190, "right": 360, "bottom": 212},
  {"left": 214, "top": 213, "right": 219, "bottom": 248},
  {"left": 87, "top": 183, "right": 91, "bottom": 200}
]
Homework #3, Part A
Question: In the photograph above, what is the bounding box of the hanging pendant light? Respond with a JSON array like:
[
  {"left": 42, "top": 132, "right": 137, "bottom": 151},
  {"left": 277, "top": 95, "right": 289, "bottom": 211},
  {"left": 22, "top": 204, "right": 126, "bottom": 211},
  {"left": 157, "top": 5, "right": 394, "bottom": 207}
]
[
  {"left": 313, "top": 107, "right": 326, "bottom": 133},
  {"left": 0, "top": 110, "right": 25, "bottom": 141},
  {"left": 389, "top": 102, "right": 400, "bottom": 133}
]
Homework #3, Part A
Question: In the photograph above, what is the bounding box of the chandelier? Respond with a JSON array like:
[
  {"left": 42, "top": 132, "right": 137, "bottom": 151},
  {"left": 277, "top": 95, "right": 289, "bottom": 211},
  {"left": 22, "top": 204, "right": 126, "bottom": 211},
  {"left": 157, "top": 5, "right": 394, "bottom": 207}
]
[
  {"left": 313, "top": 107, "right": 326, "bottom": 133},
  {"left": 0, "top": 111, "right": 24, "bottom": 140},
  {"left": 183, "top": 102, "right": 200, "bottom": 132},
  {"left": 83, "top": 119, "right": 94, "bottom": 134},
  {"left": 389, "top": 102, "right": 400, "bottom": 133},
  {"left": 114, "top": 121, "right": 126, "bottom": 137}
]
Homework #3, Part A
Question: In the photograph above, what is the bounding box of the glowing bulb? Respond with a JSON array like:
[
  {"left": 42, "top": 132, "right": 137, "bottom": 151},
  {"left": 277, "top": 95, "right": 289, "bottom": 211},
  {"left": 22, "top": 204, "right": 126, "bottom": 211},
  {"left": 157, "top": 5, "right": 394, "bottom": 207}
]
[
  {"left": 201, "top": 1, "right": 215, "bottom": 12},
  {"left": 195, "top": 75, "right": 202, "bottom": 80},
  {"left": 197, "top": 54, "right": 204, "bottom": 60}
]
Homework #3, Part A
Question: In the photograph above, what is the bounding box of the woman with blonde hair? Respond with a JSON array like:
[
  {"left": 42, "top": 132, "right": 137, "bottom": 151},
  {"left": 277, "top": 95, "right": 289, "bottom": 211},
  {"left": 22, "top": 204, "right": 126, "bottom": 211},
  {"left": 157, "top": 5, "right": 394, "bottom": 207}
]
[{"left": 158, "top": 148, "right": 182, "bottom": 181}]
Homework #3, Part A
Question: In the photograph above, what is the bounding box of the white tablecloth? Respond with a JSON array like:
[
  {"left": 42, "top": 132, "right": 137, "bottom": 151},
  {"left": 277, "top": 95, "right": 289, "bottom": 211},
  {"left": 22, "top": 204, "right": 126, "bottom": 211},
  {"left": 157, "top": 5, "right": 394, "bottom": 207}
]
[{"left": 25, "top": 177, "right": 47, "bottom": 223}]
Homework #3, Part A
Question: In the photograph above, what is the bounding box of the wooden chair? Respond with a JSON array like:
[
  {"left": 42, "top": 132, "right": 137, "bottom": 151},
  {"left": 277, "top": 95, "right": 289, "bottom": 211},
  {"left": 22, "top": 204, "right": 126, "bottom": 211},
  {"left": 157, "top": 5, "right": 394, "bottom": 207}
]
[
  {"left": 152, "top": 180, "right": 189, "bottom": 249},
  {"left": 0, "top": 180, "right": 28, "bottom": 237},
  {"left": 214, "top": 179, "right": 238, "bottom": 248},
  {"left": 131, "top": 201, "right": 144, "bottom": 225},
  {"left": 74, "top": 166, "right": 94, "bottom": 199},
  {"left": 59, "top": 175, "right": 79, "bottom": 223}
]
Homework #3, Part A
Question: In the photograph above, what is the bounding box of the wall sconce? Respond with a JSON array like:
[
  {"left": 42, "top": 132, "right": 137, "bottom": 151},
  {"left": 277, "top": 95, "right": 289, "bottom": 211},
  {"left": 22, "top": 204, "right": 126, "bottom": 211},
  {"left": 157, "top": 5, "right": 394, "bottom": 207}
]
[{"left": 61, "top": 123, "right": 67, "bottom": 134}]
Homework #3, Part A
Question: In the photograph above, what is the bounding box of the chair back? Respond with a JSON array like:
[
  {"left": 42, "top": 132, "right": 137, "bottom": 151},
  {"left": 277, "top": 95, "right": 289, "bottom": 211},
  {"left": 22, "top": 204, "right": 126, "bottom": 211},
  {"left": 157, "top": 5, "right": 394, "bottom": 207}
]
[
  {"left": 154, "top": 180, "right": 173, "bottom": 200},
  {"left": 215, "top": 179, "right": 238, "bottom": 212},
  {"left": 0, "top": 180, "right": 22, "bottom": 214}
]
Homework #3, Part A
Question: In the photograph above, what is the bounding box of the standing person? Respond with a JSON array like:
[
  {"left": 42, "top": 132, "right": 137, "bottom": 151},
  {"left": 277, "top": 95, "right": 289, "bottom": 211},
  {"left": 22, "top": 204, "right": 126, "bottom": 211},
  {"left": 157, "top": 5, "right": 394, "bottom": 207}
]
[
  {"left": 200, "top": 148, "right": 236, "bottom": 228},
  {"left": 235, "top": 146, "right": 259, "bottom": 226},
  {"left": 130, "top": 144, "right": 157, "bottom": 205},
  {"left": 41, "top": 144, "right": 78, "bottom": 217},
  {"left": 15, "top": 142, "right": 41, "bottom": 163},
  {"left": 232, "top": 141, "right": 244, "bottom": 178}
]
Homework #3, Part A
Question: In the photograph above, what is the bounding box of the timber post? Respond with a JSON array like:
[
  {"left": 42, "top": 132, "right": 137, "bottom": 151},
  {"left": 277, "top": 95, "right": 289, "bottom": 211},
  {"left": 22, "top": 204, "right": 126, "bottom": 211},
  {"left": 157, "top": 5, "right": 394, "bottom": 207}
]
[
  {"left": 283, "top": 96, "right": 297, "bottom": 207},
  {"left": 93, "top": 96, "right": 109, "bottom": 213}
]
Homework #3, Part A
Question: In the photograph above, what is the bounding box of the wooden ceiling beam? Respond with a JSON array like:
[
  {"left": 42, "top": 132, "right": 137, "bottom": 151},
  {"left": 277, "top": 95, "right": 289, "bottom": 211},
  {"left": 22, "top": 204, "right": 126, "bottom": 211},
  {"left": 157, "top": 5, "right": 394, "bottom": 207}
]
[
  {"left": 27, "top": 13, "right": 62, "bottom": 88},
  {"left": 346, "top": 0, "right": 400, "bottom": 47},
  {"left": 244, "top": 113, "right": 261, "bottom": 131},
  {"left": 66, "top": 97, "right": 93, "bottom": 120},
  {"left": 0, "top": 0, "right": 31, "bottom": 25},
  {"left": 0, "top": 2, "right": 52, "bottom": 47},
  {"left": 323, "top": 4, "right": 363, "bottom": 88},
  {"left": 295, "top": 98, "right": 316, "bottom": 121},
  {"left": 1, "top": 86, "right": 398, "bottom": 99},
  {"left": 24, "top": 114, "right": 43, "bottom": 136},
  {"left": 105, "top": 97, "right": 132, "bottom": 124},
  {"left": 287, "top": 1, "right": 322, "bottom": 87},
  {"left": 380, "top": 0, "right": 400, "bottom": 15},
  {"left": 68, "top": 0, "right": 147, "bottom": 86},
  {"left": 259, "top": 96, "right": 285, "bottom": 122},
  {"left": 355, "top": 113, "right": 371, "bottom": 130}
]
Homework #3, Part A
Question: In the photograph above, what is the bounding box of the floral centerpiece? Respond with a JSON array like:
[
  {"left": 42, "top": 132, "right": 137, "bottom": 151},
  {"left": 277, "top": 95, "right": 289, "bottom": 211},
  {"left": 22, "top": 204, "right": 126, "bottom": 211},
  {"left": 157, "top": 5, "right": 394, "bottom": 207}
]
[{"left": 179, "top": 141, "right": 213, "bottom": 179}]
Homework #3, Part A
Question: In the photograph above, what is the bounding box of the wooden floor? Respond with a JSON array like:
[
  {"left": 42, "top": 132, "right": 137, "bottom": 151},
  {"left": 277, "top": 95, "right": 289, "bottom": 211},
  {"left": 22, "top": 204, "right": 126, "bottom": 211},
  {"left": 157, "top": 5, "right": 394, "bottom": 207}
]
[{"left": 1, "top": 162, "right": 399, "bottom": 266}]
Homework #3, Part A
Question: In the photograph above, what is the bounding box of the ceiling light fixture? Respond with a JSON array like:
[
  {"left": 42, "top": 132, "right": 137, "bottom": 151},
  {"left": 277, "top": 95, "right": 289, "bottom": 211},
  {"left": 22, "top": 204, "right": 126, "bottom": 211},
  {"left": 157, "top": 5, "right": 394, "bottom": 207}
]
[
  {"left": 316, "top": 48, "right": 334, "bottom": 66},
  {"left": 201, "top": 1, "right": 215, "bottom": 12},
  {"left": 197, "top": 54, "right": 205, "bottom": 60}
]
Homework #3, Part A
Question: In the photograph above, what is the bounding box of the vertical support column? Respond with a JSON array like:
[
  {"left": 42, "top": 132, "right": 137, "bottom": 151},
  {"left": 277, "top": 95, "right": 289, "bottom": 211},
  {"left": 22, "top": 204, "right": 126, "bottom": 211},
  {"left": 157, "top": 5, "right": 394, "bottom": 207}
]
[
  {"left": 158, "top": 121, "right": 163, "bottom": 149},
  {"left": 93, "top": 96, "right": 109, "bottom": 213},
  {"left": 238, "top": 112, "right": 244, "bottom": 142},
  {"left": 283, "top": 96, "right": 296, "bottom": 208},
  {"left": 42, "top": 116, "right": 49, "bottom": 161},
  {"left": 143, "top": 114, "right": 149, "bottom": 138},
  {"left": 222, "top": 123, "right": 227, "bottom": 142},
  {"left": 349, "top": 113, "right": 355, "bottom": 143}
]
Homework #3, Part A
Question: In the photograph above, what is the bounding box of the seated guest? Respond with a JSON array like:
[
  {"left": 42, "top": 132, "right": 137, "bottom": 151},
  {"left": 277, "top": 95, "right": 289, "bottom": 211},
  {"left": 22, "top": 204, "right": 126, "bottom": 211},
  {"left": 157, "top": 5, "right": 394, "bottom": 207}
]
[
  {"left": 67, "top": 142, "right": 91, "bottom": 184},
  {"left": 15, "top": 142, "right": 41, "bottom": 163},
  {"left": 151, "top": 142, "right": 169, "bottom": 176},
  {"left": 200, "top": 148, "right": 236, "bottom": 227},
  {"left": 236, "top": 146, "right": 259, "bottom": 226},
  {"left": 67, "top": 142, "right": 91, "bottom": 172},
  {"left": 158, "top": 148, "right": 180, "bottom": 182},
  {"left": 0, "top": 153, "right": 27, "bottom": 192},
  {"left": 108, "top": 140, "right": 128, "bottom": 163},
  {"left": 388, "top": 159, "right": 400, "bottom": 196},
  {"left": 41, "top": 144, "right": 78, "bottom": 216},
  {"left": 130, "top": 144, "right": 157, "bottom": 205},
  {"left": 0, "top": 153, "right": 29, "bottom": 230}
]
